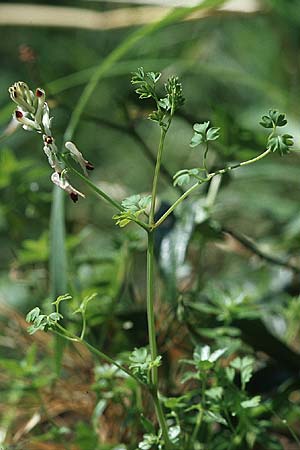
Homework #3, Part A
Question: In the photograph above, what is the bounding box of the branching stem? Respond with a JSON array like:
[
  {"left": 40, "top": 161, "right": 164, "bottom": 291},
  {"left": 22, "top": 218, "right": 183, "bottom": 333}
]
[
  {"left": 153, "top": 148, "right": 272, "bottom": 229},
  {"left": 54, "top": 324, "right": 144, "bottom": 386},
  {"left": 149, "top": 128, "right": 167, "bottom": 225}
]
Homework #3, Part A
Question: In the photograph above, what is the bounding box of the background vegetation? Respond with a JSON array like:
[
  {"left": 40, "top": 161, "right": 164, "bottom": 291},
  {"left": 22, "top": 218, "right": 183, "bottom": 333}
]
[{"left": 1, "top": 1, "right": 300, "bottom": 449}]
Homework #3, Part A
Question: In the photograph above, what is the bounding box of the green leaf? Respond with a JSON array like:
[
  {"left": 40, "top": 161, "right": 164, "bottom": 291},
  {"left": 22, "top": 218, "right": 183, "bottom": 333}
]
[
  {"left": 230, "top": 356, "right": 254, "bottom": 389},
  {"left": 267, "top": 134, "right": 293, "bottom": 155},
  {"left": 140, "top": 414, "right": 155, "bottom": 434},
  {"left": 190, "top": 121, "right": 220, "bottom": 148},
  {"left": 129, "top": 347, "right": 148, "bottom": 364},
  {"left": 129, "top": 348, "right": 161, "bottom": 384},
  {"left": 204, "top": 410, "right": 227, "bottom": 426},
  {"left": 168, "top": 425, "right": 180, "bottom": 443},
  {"left": 26, "top": 307, "right": 41, "bottom": 323},
  {"left": 260, "top": 109, "right": 287, "bottom": 128},
  {"left": 131, "top": 67, "right": 161, "bottom": 99},
  {"left": 190, "top": 132, "right": 203, "bottom": 148},
  {"left": 241, "top": 396, "right": 261, "bottom": 409},
  {"left": 114, "top": 194, "right": 150, "bottom": 227},
  {"left": 193, "top": 345, "right": 226, "bottom": 364},
  {"left": 173, "top": 168, "right": 202, "bottom": 186},
  {"left": 205, "top": 386, "right": 223, "bottom": 400},
  {"left": 138, "top": 433, "right": 159, "bottom": 450}
]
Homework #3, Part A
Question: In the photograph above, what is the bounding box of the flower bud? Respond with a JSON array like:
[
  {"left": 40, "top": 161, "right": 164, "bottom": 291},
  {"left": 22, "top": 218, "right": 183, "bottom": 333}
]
[
  {"left": 35, "top": 88, "right": 46, "bottom": 125},
  {"left": 65, "top": 141, "right": 94, "bottom": 176},
  {"left": 8, "top": 82, "right": 35, "bottom": 114},
  {"left": 51, "top": 171, "right": 85, "bottom": 202},
  {"left": 15, "top": 109, "right": 40, "bottom": 131}
]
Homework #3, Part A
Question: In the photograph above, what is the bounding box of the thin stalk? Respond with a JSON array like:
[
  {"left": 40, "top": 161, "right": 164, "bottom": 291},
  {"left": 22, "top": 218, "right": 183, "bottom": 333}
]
[
  {"left": 215, "top": 148, "right": 271, "bottom": 172},
  {"left": 152, "top": 391, "right": 172, "bottom": 450},
  {"left": 146, "top": 231, "right": 172, "bottom": 449},
  {"left": 80, "top": 314, "right": 86, "bottom": 340},
  {"left": 154, "top": 180, "right": 202, "bottom": 229},
  {"left": 146, "top": 232, "right": 158, "bottom": 385},
  {"left": 54, "top": 324, "right": 144, "bottom": 386},
  {"left": 154, "top": 148, "right": 272, "bottom": 229},
  {"left": 149, "top": 128, "right": 167, "bottom": 225},
  {"left": 191, "top": 377, "right": 206, "bottom": 444},
  {"left": 61, "top": 154, "right": 123, "bottom": 211},
  {"left": 203, "top": 142, "right": 209, "bottom": 175},
  {"left": 61, "top": 155, "right": 149, "bottom": 231}
]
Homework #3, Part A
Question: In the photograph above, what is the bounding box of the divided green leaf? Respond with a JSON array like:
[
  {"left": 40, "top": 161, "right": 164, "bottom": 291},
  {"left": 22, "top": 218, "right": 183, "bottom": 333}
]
[
  {"left": 190, "top": 121, "right": 220, "bottom": 148},
  {"left": 267, "top": 134, "right": 293, "bottom": 155},
  {"left": 260, "top": 109, "right": 287, "bottom": 128}
]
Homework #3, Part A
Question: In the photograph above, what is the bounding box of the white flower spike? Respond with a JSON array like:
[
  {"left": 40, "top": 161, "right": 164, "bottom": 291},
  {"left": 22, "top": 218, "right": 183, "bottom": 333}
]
[{"left": 9, "top": 81, "right": 87, "bottom": 203}]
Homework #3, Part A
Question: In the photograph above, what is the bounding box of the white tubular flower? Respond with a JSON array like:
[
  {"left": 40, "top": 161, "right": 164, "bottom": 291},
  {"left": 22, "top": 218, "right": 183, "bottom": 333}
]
[
  {"left": 35, "top": 88, "right": 46, "bottom": 125},
  {"left": 43, "top": 135, "right": 63, "bottom": 173},
  {"left": 65, "top": 141, "right": 94, "bottom": 176},
  {"left": 8, "top": 82, "right": 35, "bottom": 114},
  {"left": 51, "top": 171, "right": 85, "bottom": 203},
  {"left": 15, "top": 109, "right": 40, "bottom": 132},
  {"left": 9, "top": 81, "right": 86, "bottom": 203},
  {"left": 41, "top": 103, "right": 52, "bottom": 135}
]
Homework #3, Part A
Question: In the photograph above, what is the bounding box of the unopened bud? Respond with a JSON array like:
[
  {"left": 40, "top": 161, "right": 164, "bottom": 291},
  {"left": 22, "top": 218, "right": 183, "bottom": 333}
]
[
  {"left": 70, "top": 192, "right": 78, "bottom": 203},
  {"left": 65, "top": 141, "right": 94, "bottom": 176},
  {"left": 36, "top": 88, "right": 44, "bottom": 98},
  {"left": 44, "top": 135, "right": 53, "bottom": 145},
  {"left": 85, "top": 162, "right": 94, "bottom": 171}
]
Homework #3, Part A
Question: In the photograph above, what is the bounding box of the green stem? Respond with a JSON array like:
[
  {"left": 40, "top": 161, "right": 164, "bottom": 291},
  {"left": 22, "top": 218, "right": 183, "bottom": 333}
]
[
  {"left": 154, "top": 180, "right": 202, "bottom": 229},
  {"left": 146, "top": 231, "right": 172, "bottom": 449},
  {"left": 152, "top": 391, "right": 172, "bottom": 450},
  {"left": 154, "top": 148, "right": 272, "bottom": 229},
  {"left": 191, "top": 377, "right": 206, "bottom": 444},
  {"left": 61, "top": 154, "right": 149, "bottom": 231},
  {"left": 149, "top": 128, "right": 167, "bottom": 225},
  {"left": 80, "top": 314, "right": 86, "bottom": 340},
  {"left": 147, "top": 232, "right": 158, "bottom": 385},
  {"left": 203, "top": 142, "right": 209, "bottom": 175},
  {"left": 54, "top": 324, "right": 144, "bottom": 386},
  {"left": 61, "top": 154, "right": 123, "bottom": 211}
]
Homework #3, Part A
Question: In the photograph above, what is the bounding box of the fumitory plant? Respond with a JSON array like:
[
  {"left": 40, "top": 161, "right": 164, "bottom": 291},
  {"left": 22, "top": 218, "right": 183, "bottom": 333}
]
[{"left": 9, "top": 69, "right": 296, "bottom": 449}]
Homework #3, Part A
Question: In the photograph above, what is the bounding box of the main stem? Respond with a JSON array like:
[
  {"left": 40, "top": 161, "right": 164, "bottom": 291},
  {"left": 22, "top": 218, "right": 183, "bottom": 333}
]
[
  {"left": 149, "top": 128, "right": 167, "bottom": 225},
  {"left": 147, "top": 230, "right": 172, "bottom": 449},
  {"left": 147, "top": 232, "right": 158, "bottom": 385}
]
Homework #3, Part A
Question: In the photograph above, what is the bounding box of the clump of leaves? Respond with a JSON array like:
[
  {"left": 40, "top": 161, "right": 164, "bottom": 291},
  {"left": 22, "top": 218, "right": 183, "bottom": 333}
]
[
  {"left": 260, "top": 109, "right": 293, "bottom": 155},
  {"left": 129, "top": 347, "right": 162, "bottom": 384},
  {"left": 26, "top": 307, "right": 62, "bottom": 334},
  {"left": 131, "top": 67, "right": 184, "bottom": 129},
  {"left": 26, "top": 294, "right": 72, "bottom": 334},
  {"left": 113, "top": 194, "right": 151, "bottom": 227}
]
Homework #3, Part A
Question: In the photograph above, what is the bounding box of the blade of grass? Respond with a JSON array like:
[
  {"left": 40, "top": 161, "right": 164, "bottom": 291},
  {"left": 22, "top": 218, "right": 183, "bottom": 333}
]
[
  {"left": 64, "top": 0, "right": 227, "bottom": 142},
  {"left": 50, "top": 186, "right": 67, "bottom": 375}
]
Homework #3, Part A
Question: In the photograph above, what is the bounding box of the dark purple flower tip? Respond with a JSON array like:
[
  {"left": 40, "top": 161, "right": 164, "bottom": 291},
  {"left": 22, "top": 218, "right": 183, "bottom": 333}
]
[
  {"left": 70, "top": 192, "right": 78, "bottom": 203},
  {"left": 36, "top": 88, "right": 44, "bottom": 98},
  {"left": 44, "top": 135, "right": 53, "bottom": 144},
  {"left": 15, "top": 110, "right": 23, "bottom": 119},
  {"left": 85, "top": 161, "right": 94, "bottom": 171}
]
